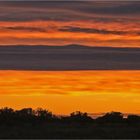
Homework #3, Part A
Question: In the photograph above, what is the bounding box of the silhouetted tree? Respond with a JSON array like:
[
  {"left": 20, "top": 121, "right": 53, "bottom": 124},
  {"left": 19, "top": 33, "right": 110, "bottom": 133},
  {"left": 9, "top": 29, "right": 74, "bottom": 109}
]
[
  {"left": 62, "top": 111, "right": 93, "bottom": 122},
  {"left": 0, "top": 107, "right": 15, "bottom": 124},
  {"left": 0, "top": 107, "right": 14, "bottom": 115},
  {"left": 96, "top": 111, "right": 123, "bottom": 123},
  {"left": 15, "top": 108, "right": 34, "bottom": 116},
  {"left": 36, "top": 108, "right": 54, "bottom": 121},
  {"left": 14, "top": 108, "right": 36, "bottom": 123}
]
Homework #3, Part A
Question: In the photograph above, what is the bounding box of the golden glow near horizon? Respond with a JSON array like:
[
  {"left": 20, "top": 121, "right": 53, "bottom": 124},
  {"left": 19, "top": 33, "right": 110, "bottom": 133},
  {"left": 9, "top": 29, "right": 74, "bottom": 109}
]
[{"left": 0, "top": 71, "right": 140, "bottom": 115}]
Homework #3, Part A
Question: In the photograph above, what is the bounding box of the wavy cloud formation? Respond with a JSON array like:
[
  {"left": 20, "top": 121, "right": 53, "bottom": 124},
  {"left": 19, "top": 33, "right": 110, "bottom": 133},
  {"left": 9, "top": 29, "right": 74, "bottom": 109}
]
[{"left": 0, "top": 1, "right": 139, "bottom": 47}]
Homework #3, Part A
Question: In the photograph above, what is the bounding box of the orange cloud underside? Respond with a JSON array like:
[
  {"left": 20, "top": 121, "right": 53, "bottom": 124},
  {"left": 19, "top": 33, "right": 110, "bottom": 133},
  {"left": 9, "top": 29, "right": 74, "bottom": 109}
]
[
  {"left": 0, "top": 70, "right": 140, "bottom": 114},
  {"left": 0, "top": 21, "right": 139, "bottom": 47}
]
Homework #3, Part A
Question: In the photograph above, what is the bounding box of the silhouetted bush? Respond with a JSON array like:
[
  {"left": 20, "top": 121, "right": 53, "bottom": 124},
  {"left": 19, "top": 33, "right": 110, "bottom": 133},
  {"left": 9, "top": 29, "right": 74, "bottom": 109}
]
[
  {"left": 70, "top": 111, "right": 93, "bottom": 122},
  {"left": 61, "top": 111, "right": 93, "bottom": 122},
  {"left": 96, "top": 111, "right": 123, "bottom": 123},
  {"left": 35, "top": 108, "right": 57, "bottom": 121}
]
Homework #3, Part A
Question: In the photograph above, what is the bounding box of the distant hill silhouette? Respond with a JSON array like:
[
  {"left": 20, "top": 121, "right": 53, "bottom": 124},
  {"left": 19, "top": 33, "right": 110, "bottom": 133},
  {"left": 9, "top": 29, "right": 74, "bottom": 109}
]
[{"left": 0, "top": 45, "right": 139, "bottom": 70}]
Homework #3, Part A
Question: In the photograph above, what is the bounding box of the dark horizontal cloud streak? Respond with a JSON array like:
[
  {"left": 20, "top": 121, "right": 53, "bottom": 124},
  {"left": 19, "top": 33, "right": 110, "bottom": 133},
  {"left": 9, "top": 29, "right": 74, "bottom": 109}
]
[
  {"left": 2, "top": 26, "right": 46, "bottom": 32},
  {"left": 0, "top": 45, "right": 139, "bottom": 70},
  {"left": 60, "top": 26, "right": 140, "bottom": 35},
  {"left": 1, "top": 25, "right": 139, "bottom": 36}
]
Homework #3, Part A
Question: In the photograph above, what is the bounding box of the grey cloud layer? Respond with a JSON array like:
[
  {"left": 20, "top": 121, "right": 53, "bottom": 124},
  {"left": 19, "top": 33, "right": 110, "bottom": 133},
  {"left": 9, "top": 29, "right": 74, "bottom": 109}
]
[
  {"left": 0, "top": 1, "right": 139, "bottom": 22},
  {"left": 0, "top": 45, "right": 139, "bottom": 70}
]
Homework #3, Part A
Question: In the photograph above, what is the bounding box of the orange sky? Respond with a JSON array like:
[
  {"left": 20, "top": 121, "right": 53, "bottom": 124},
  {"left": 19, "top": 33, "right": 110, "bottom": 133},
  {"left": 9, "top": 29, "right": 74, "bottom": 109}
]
[
  {"left": 0, "top": 70, "right": 140, "bottom": 115},
  {"left": 0, "top": 2, "right": 139, "bottom": 116},
  {"left": 0, "top": 1, "right": 139, "bottom": 47},
  {"left": 0, "top": 20, "right": 139, "bottom": 47}
]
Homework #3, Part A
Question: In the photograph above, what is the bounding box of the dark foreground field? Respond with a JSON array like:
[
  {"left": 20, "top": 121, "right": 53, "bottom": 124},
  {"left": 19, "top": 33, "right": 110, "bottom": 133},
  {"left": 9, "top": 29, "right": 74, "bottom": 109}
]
[
  {"left": 0, "top": 123, "right": 140, "bottom": 139},
  {"left": 0, "top": 107, "right": 140, "bottom": 138}
]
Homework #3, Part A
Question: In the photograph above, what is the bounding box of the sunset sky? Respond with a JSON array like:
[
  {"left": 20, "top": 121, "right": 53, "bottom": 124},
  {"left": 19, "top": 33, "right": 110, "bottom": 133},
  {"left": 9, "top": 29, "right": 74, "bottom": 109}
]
[
  {"left": 0, "top": 70, "right": 140, "bottom": 115},
  {"left": 0, "top": 1, "right": 139, "bottom": 47},
  {"left": 0, "top": 1, "right": 140, "bottom": 115}
]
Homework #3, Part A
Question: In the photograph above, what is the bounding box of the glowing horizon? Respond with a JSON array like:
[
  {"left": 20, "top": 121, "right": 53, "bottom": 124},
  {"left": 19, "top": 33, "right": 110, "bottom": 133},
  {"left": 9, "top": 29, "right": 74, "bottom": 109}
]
[{"left": 0, "top": 70, "right": 140, "bottom": 115}]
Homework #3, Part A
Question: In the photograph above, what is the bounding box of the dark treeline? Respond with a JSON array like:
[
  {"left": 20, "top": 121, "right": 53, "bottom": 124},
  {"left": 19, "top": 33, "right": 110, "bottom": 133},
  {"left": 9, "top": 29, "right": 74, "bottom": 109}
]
[
  {"left": 1, "top": 107, "right": 140, "bottom": 138},
  {"left": 0, "top": 107, "right": 140, "bottom": 124}
]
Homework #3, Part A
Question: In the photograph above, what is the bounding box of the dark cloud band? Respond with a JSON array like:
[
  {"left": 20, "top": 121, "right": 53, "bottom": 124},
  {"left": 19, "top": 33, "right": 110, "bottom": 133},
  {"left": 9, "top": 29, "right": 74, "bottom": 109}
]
[
  {"left": 0, "top": 45, "right": 139, "bottom": 70},
  {"left": 59, "top": 26, "right": 140, "bottom": 35},
  {"left": 0, "top": 1, "right": 139, "bottom": 22}
]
